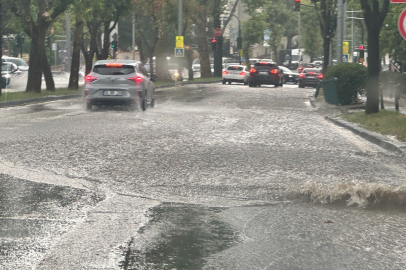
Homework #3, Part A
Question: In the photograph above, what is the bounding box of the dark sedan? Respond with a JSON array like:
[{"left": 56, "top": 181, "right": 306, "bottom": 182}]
[
  {"left": 248, "top": 62, "right": 283, "bottom": 87},
  {"left": 298, "top": 68, "right": 323, "bottom": 88},
  {"left": 279, "top": 66, "right": 299, "bottom": 84}
]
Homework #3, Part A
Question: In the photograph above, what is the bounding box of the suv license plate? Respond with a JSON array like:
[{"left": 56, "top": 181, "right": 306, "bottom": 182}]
[
  {"left": 103, "top": 90, "right": 123, "bottom": 96},
  {"left": 260, "top": 71, "right": 268, "bottom": 74}
]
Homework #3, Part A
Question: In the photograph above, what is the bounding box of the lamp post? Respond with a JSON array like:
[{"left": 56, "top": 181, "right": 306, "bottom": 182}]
[{"left": 229, "top": 14, "right": 241, "bottom": 64}]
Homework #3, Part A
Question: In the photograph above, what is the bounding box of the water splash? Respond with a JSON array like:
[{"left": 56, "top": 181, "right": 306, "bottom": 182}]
[{"left": 287, "top": 181, "right": 406, "bottom": 208}]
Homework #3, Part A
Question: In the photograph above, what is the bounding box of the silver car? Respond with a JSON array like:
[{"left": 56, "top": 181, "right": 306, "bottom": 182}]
[
  {"left": 222, "top": 64, "right": 249, "bottom": 85},
  {"left": 83, "top": 60, "right": 156, "bottom": 111}
]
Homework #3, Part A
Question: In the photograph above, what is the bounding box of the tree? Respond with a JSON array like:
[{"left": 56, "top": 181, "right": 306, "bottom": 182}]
[
  {"left": 300, "top": 3, "right": 323, "bottom": 61},
  {"left": 6, "top": 0, "right": 74, "bottom": 92},
  {"left": 311, "top": 0, "right": 337, "bottom": 74},
  {"left": 359, "top": 0, "right": 390, "bottom": 114},
  {"left": 68, "top": 5, "right": 85, "bottom": 90}
]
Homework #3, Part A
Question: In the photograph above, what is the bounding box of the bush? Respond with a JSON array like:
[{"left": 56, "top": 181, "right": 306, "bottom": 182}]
[{"left": 324, "top": 63, "right": 367, "bottom": 105}]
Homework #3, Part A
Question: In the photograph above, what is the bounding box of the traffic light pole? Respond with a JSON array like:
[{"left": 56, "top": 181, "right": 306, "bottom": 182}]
[{"left": 336, "top": 0, "right": 344, "bottom": 64}]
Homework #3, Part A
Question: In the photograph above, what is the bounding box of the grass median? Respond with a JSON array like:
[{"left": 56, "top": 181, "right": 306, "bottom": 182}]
[
  {"left": 341, "top": 110, "right": 406, "bottom": 142},
  {"left": 0, "top": 88, "right": 80, "bottom": 103}
]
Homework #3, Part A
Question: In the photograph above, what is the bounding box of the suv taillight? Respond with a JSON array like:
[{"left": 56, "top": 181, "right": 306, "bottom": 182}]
[
  {"left": 270, "top": 69, "right": 278, "bottom": 74},
  {"left": 85, "top": 75, "right": 99, "bottom": 82},
  {"left": 127, "top": 76, "right": 143, "bottom": 83},
  {"left": 317, "top": 74, "right": 323, "bottom": 79},
  {"left": 299, "top": 73, "right": 305, "bottom": 78},
  {"left": 250, "top": 68, "right": 256, "bottom": 73},
  {"left": 223, "top": 70, "right": 229, "bottom": 75},
  {"left": 239, "top": 71, "right": 246, "bottom": 75}
]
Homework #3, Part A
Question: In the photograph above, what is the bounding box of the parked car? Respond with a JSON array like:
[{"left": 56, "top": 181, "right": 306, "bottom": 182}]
[
  {"left": 192, "top": 58, "right": 200, "bottom": 73},
  {"left": 222, "top": 64, "right": 249, "bottom": 85},
  {"left": 298, "top": 63, "right": 316, "bottom": 73},
  {"left": 279, "top": 66, "right": 299, "bottom": 84},
  {"left": 312, "top": 60, "right": 323, "bottom": 68},
  {"left": 249, "top": 58, "right": 260, "bottom": 66},
  {"left": 83, "top": 59, "right": 156, "bottom": 111},
  {"left": 258, "top": 59, "right": 274, "bottom": 63},
  {"left": 248, "top": 62, "right": 284, "bottom": 87},
  {"left": 298, "top": 68, "right": 323, "bottom": 88},
  {"left": 1, "top": 56, "right": 29, "bottom": 71},
  {"left": 1, "top": 62, "right": 20, "bottom": 88}
]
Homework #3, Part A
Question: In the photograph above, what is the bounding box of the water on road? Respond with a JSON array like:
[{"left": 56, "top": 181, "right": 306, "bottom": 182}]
[{"left": 0, "top": 82, "right": 405, "bottom": 269}]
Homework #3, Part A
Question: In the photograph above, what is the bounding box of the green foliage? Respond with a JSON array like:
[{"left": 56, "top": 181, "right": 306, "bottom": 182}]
[{"left": 324, "top": 62, "right": 367, "bottom": 105}]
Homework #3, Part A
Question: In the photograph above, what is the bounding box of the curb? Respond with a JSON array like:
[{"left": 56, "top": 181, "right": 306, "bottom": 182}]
[
  {"left": 326, "top": 116, "right": 406, "bottom": 155},
  {"left": 0, "top": 80, "right": 222, "bottom": 108},
  {"left": 311, "top": 94, "right": 406, "bottom": 154}
]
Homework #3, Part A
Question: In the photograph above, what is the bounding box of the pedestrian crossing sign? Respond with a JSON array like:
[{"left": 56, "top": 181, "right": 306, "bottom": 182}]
[
  {"left": 343, "top": 54, "right": 349, "bottom": 62},
  {"left": 175, "top": 48, "right": 184, "bottom": 57}
]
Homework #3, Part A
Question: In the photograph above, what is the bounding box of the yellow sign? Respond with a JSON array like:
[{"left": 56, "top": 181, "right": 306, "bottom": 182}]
[
  {"left": 342, "top": 42, "right": 349, "bottom": 55},
  {"left": 239, "top": 49, "right": 243, "bottom": 57},
  {"left": 176, "top": 36, "right": 184, "bottom": 48}
]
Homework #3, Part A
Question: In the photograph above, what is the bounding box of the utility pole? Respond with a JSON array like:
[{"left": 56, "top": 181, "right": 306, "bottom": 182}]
[
  {"left": 336, "top": 0, "right": 344, "bottom": 64},
  {"left": 213, "top": 0, "right": 222, "bottom": 77},
  {"left": 132, "top": 14, "right": 135, "bottom": 60},
  {"left": 177, "top": 0, "right": 183, "bottom": 81},
  {"left": 66, "top": 12, "right": 71, "bottom": 72}
]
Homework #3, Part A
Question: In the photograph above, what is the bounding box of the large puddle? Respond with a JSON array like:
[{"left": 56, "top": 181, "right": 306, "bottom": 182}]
[{"left": 120, "top": 202, "right": 239, "bottom": 270}]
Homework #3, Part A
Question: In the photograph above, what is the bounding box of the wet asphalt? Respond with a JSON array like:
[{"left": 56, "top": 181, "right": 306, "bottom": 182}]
[{"left": 1, "top": 82, "right": 406, "bottom": 269}]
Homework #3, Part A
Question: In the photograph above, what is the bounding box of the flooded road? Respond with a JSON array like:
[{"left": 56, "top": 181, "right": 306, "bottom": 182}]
[{"left": 0, "top": 83, "right": 406, "bottom": 269}]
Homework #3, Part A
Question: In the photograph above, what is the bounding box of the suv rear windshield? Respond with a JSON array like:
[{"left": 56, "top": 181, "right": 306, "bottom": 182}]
[
  {"left": 93, "top": 64, "right": 135, "bottom": 75},
  {"left": 254, "top": 62, "right": 278, "bottom": 70},
  {"left": 227, "top": 66, "right": 244, "bottom": 71}
]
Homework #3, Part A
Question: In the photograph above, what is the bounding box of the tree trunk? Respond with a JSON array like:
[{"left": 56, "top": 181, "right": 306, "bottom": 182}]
[
  {"left": 196, "top": 7, "right": 211, "bottom": 78},
  {"left": 155, "top": 36, "right": 172, "bottom": 82},
  {"left": 365, "top": 29, "right": 380, "bottom": 114},
  {"left": 186, "top": 46, "right": 194, "bottom": 81},
  {"left": 69, "top": 18, "right": 84, "bottom": 90},
  {"left": 322, "top": 37, "right": 330, "bottom": 74},
  {"left": 102, "top": 23, "right": 110, "bottom": 59},
  {"left": 26, "top": 23, "right": 47, "bottom": 93},
  {"left": 42, "top": 47, "right": 55, "bottom": 91}
]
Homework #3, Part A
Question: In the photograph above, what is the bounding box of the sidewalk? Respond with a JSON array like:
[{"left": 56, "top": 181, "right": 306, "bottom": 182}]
[{"left": 310, "top": 94, "right": 406, "bottom": 155}]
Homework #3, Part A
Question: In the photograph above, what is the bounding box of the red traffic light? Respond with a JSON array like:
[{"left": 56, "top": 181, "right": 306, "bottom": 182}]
[
  {"left": 212, "top": 38, "right": 217, "bottom": 43},
  {"left": 296, "top": 0, "right": 300, "bottom": 2},
  {"left": 359, "top": 45, "right": 364, "bottom": 50}
]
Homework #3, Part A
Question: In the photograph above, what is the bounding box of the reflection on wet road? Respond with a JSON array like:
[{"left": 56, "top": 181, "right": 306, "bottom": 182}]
[
  {"left": 120, "top": 203, "right": 238, "bottom": 269},
  {"left": 0, "top": 173, "right": 104, "bottom": 268}
]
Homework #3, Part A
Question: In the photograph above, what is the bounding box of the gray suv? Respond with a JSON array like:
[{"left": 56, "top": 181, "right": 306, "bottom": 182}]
[{"left": 83, "top": 60, "right": 156, "bottom": 111}]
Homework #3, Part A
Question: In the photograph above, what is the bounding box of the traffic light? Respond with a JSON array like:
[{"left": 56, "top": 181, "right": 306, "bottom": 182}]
[
  {"left": 211, "top": 37, "right": 217, "bottom": 51},
  {"left": 111, "top": 40, "right": 118, "bottom": 52},
  {"left": 294, "top": 0, "right": 300, "bottom": 11},
  {"left": 237, "top": 37, "right": 242, "bottom": 50},
  {"left": 359, "top": 45, "right": 365, "bottom": 62}
]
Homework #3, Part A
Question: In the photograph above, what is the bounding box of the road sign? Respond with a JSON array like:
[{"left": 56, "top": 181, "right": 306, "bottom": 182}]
[
  {"left": 176, "top": 36, "right": 184, "bottom": 48},
  {"left": 214, "top": 28, "right": 222, "bottom": 36},
  {"left": 241, "top": 57, "right": 246, "bottom": 62},
  {"left": 398, "top": 9, "right": 406, "bottom": 40},
  {"left": 342, "top": 54, "right": 349, "bottom": 62},
  {"left": 342, "top": 42, "right": 349, "bottom": 55},
  {"left": 175, "top": 48, "right": 184, "bottom": 57}
]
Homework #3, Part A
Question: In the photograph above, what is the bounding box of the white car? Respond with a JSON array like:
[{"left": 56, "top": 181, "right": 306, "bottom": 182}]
[{"left": 222, "top": 64, "right": 249, "bottom": 85}]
